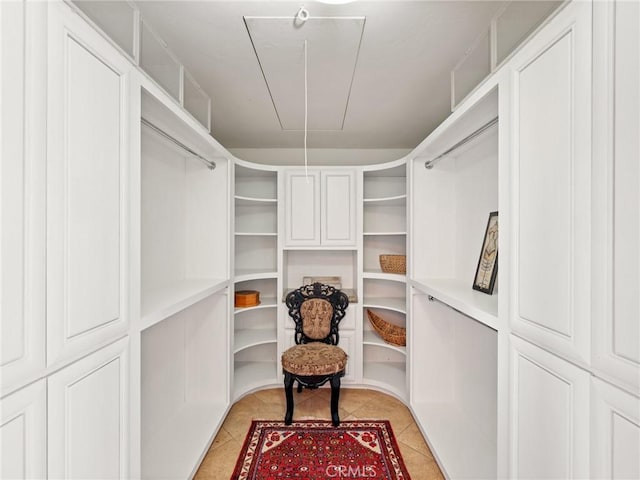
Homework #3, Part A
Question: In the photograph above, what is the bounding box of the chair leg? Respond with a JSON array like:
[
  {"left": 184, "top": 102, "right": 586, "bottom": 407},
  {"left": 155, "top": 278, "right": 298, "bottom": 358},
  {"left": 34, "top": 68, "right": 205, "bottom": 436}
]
[
  {"left": 284, "top": 372, "right": 295, "bottom": 425},
  {"left": 330, "top": 375, "right": 341, "bottom": 427}
]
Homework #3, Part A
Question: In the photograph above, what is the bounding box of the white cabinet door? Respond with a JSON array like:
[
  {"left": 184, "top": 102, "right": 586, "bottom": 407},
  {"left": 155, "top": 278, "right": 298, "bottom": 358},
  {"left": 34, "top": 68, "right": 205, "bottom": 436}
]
[
  {"left": 284, "top": 170, "right": 321, "bottom": 246},
  {"left": 509, "top": 335, "right": 590, "bottom": 479},
  {"left": 591, "top": 378, "right": 640, "bottom": 479},
  {"left": 1, "top": 0, "right": 47, "bottom": 392},
  {"left": 46, "top": 2, "right": 131, "bottom": 367},
  {"left": 0, "top": 380, "right": 47, "bottom": 479},
  {"left": 48, "top": 337, "right": 129, "bottom": 479},
  {"left": 284, "top": 169, "right": 357, "bottom": 247},
  {"left": 592, "top": 0, "right": 640, "bottom": 393},
  {"left": 321, "top": 170, "right": 356, "bottom": 246},
  {"left": 510, "top": 1, "right": 592, "bottom": 364}
]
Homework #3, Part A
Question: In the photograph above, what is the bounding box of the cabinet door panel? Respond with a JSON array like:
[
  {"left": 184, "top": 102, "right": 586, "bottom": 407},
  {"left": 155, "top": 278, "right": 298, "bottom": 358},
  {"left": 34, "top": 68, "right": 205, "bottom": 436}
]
[
  {"left": 321, "top": 171, "right": 356, "bottom": 246},
  {"left": 1, "top": 0, "right": 46, "bottom": 391},
  {"left": 509, "top": 335, "right": 590, "bottom": 479},
  {"left": 510, "top": 2, "right": 592, "bottom": 363},
  {"left": 47, "top": 3, "right": 130, "bottom": 366},
  {"left": 0, "top": 380, "right": 47, "bottom": 479},
  {"left": 284, "top": 171, "right": 321, "bottom": 246},
  {"left": 591, "top": 378, "right": 640, "bottom": 479},
  {"left": 592, "top": 0, "right": 640, "bottom": 392},
  {"left": 48, "top": 338, "right": 129, "bottom": 479}
]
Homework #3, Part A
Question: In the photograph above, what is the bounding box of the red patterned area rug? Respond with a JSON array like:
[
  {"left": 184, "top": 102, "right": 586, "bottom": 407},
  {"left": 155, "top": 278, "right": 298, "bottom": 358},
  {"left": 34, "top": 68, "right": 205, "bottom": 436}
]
[{"left": 231, "top": 420, "right": 411, "bottom": 479}]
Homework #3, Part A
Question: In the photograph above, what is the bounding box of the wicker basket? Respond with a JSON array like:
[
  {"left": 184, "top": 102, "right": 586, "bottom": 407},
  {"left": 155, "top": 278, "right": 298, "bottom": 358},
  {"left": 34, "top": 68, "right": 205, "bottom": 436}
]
[
  {"left": 379, "top": 254, "right": 406, "bottom": 274},
  {"left": 367, "top": 309, "right": 406, "bottom": 347}
]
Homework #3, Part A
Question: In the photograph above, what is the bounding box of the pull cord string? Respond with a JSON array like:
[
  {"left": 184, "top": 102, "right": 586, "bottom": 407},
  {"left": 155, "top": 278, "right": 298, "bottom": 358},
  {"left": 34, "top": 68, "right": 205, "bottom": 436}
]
[{"left": 304, "top": 39, "right": 309, "bottom": 182}]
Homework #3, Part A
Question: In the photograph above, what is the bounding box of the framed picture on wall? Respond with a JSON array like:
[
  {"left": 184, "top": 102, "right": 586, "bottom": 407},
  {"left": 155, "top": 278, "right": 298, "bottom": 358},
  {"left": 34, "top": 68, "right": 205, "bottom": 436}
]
[{"left": 473, "top": 211, "right": 498, "bottom": 294}]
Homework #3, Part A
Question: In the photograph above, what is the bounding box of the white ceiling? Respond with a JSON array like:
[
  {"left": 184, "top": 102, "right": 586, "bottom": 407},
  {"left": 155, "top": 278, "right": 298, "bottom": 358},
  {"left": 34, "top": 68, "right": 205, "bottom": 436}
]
[{"left": 134, "top": 1, "right": 508, "bottom": 150}]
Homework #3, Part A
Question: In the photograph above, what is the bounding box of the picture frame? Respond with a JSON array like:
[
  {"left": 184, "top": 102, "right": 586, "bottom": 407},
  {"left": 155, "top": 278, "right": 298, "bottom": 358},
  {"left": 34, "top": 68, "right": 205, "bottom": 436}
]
[{"left": 473, "top": 211, "right": 498, "bottom": 294}]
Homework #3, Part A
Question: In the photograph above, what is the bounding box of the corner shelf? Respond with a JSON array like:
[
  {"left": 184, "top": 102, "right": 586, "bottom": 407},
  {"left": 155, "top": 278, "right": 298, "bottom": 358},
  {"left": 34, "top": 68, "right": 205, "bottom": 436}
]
[
  {"left": 363, "top": 194, "right": 407, "bottom": 206},
  {"left": 363, "top": 270, "right": 407, "bottom": 282},
  {"left": 234, "top": 268, "right": 278, "bottom": 283},
  {"left": 234, "top": 297, "right": 277, "bottom": 314},
  {"left": 363, "top": 331, "right": 406, "bottom": 355},
  {"left": 233, "top": 360, "right": 278, "bottom": 399},
  {"left": 233, "top": 329, "right": 277, "bottom": 354},
  {"left": 362, "top": 361, "right": 407, "bottom": 398},
  {"left": 234, "top": 195, "right": 277, "bottom": 206},
  {"left": 362, "top": 297, "right": 406, "bottom": 314}
]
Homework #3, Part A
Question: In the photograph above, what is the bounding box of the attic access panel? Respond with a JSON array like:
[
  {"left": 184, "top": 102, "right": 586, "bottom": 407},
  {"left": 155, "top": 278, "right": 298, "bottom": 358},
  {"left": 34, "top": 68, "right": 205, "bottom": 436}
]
[{"left": 244, "top": 16, "right": 365, "bottom": 131}]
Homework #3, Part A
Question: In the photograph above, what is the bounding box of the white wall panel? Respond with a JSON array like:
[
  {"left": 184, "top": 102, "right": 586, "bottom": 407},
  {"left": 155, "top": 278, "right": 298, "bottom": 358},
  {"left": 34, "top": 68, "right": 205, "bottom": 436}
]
[
  {"left": 510, "top": 335, "right": 590, "bottom": 479},
  {"left": 592, "top": 0, "right": 640, "bottom": 393},
  {"left": 48, "top": 338, "right": 129, "bottom": 479},
  {"left": 0, "top": 380, "right": 47, "bottom": 479},
  {"left": 47, "top": 3, "right": 130, "bottom": 366},
  {"left": 591, "top": 378, "right": 640, "bottom": 479},
  {"left": 510, "top": 2, "right": 592, "bottom": 363},
  {"left": 0, "top": 0, "right": 47, "bottom": 392}
]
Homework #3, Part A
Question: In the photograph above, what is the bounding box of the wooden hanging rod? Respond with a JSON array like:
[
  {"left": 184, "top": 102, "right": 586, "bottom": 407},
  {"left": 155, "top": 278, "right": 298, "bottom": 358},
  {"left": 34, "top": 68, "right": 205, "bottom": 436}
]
[
  {"left": 424, "top": 116, "right": 499, "bottom": 170},
  {"left": 141, "top": 117, "right": 216, "bottom": 171}
]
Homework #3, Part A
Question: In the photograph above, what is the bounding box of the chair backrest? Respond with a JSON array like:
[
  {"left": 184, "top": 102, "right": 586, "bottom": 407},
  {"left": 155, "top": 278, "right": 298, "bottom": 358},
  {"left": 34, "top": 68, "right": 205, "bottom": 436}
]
[{"left": 285, "top": 283, "right": 349, "bottom": 345}]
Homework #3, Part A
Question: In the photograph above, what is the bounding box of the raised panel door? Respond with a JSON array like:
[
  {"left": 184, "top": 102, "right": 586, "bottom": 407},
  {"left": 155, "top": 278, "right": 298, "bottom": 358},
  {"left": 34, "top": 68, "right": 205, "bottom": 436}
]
[
  {"left": 47, "top": 337, "right": 129, "bottom": 479},
  {"left": 592, "top": 0, "right": 640, "bottom": 393},
  {"left": 0, "top": 380, "right": 47, "bottom": 479},
  {"left": 46, "top": 2, "right": 131, "bottom": 366},
  {"left": 591, "top": 378, "right": 640, "bottom": 479},
  {"left": 509, "top": 335, "right": 590, "bottom": 479},
  {"left": 321, "top": 170, "right": 356, "bottom": 246},
  {"left": 284, "top": 170, "right": 321, "bottom": 246},
  {"left": 0, "top": 0, "right": 47, "bottom": 392},
  {"left": 510, "top": 1, "right": 592, "bottom": 363}
]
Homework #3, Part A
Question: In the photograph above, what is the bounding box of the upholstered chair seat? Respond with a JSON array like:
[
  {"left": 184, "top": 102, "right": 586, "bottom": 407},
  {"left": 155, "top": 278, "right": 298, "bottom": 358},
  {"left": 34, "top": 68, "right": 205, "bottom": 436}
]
[
  {"left": 281, "top": 343, "right": 347, "bottom": 376},
  {"left": 281, "top": 283, "right": 349, "bottom": 426}
]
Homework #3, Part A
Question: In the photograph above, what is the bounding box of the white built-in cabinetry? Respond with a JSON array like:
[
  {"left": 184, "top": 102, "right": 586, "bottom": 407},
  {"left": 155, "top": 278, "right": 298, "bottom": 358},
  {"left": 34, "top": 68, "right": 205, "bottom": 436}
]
[
  {"left": 232, "top": 161, "right": 280, "bottom": 398},
  {"left": 284, "top": 169, "right": 356, "bottom": 247},
  {"left": 361, "top": 162, "right": 408, "bottom": 398}
]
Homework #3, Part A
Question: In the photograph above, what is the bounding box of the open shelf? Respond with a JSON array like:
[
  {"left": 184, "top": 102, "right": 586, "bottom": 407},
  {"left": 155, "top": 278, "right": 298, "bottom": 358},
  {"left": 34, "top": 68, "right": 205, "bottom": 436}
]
[
  {"left": 363, "top": 194, "right": 407, "bottom": 206},
  {"left": 410, "top": 292, "right": 497, "bottom": 479},
  {"left": 234, "top": 296, "right": 277, "bottom": 314},
  {"left": 233, "top": 359, "right": 278, "bottom": 399},
  {"left": 362, "top": 361, "right": 407, "bottom": 398},
  {"left": 234, "top": 195, "right": 277, "bottom": 206},
  {"left": 362, "top": 296, "right": 406, "bottom": 313},
  {"left": 362, "top": 270, "right": 407, "bottom": 282},
  {"left": 234, "top": 329, "right": 277, "bottom": 354},
  {"left": 234, "top": 268, "right": 278, "bottom": 282},
  {"left": 141, "top": 293, "right": 228, "bottom": 480},
  {"left": 411, "top": 278, "right": 498, "bottom": 330},
  {"left": 363, "top": 331, "right": 406, "bottom": 354},
  {"left": 141, "top": 278, "right": 228, "bottom": 330},
  {"left": 142, "top": 401, "right": 227, "bottom": 480}
]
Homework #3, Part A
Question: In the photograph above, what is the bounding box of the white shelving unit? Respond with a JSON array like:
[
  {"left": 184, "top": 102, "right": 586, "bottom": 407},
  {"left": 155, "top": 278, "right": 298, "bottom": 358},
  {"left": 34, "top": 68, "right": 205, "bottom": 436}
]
[
  {"left": 232, "top": 163, "right": 280, "bottom": 399},
  {"left": 408, "top": 82, "right": 502, "bottom": 479},
  {"left": 361, "top": 161, "right": 408, "bottom": 399}
]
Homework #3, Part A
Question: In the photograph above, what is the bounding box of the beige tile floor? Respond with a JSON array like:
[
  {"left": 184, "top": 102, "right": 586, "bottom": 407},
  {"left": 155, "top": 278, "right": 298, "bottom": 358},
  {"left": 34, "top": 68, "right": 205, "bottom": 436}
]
[{"left": 194, "top": 387, "right": 444, "bottom": 479}]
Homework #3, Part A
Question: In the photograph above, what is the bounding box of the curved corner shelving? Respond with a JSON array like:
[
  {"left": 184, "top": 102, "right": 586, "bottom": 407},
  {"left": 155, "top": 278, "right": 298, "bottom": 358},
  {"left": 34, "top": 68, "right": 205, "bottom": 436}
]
[
  {"left": 362, "top": 297, "right": 406, "bottom": 314},
  {"left": 234, "top": 195, "right": 277, "bottom": 206},
  {"left": 363, "top": 194, "right": 407, "bottom": 206},
  {"left": 233, "top": 329, "right": 277, "bottom": 354},
  {"left": 363, "top": 330, "right": 406, "bottom": 355}
]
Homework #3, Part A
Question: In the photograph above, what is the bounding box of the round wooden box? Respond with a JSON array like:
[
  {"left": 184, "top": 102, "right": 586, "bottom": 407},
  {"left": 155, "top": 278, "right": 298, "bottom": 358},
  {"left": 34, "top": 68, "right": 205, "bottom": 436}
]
[{"left": 234, "top": 290, "right": 260, "bottom": 308}]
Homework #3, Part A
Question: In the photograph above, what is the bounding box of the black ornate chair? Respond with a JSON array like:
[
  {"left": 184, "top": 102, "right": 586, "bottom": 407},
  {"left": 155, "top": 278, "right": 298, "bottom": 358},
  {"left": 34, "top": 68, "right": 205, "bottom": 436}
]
[{"left": 281, "top": 283, "right": 349, "bottom": 426}]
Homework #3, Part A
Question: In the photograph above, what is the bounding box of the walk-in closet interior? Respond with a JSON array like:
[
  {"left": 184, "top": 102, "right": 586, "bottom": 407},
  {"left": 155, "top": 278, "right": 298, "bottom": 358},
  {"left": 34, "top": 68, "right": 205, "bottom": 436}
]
[{"left": 1, "top": 0, "right": 639, "bottom": 478}]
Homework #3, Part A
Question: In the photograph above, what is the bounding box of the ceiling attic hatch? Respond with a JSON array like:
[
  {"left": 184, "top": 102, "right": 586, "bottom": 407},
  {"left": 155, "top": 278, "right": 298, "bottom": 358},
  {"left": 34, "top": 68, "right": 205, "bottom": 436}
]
[{"left": 243, "top": 14, "right": 366, "bottom": 131}]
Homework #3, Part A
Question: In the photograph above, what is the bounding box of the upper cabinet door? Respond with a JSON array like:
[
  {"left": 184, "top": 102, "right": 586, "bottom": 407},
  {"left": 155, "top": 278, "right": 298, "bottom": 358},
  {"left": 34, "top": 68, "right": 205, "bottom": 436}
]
[
  {"left": 284, "top": 170, "right": 321, "bottom": 246},
  {"left": 321, "top": 171, "right": 356, "bottom": 246},
  {"left": 1, "top": 1, "right": 47, "bottom": 391},
  {"left": 509, "top": 2, "right": 592, "bottom": 364},
  {"left": 284, "top": 169, "right": 356, "bottom": 248},
  {"left": 592, "top": 0, "right": 640, "bottom": 394},
  {"left": 46, "top": 2, "right": 132, "bottom": 366}
]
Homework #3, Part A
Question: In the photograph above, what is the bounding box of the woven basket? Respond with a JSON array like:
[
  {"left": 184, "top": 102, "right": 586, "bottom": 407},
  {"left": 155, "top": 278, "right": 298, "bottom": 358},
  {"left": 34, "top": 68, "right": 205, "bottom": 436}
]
[
  {"left": 379, "top": 254, "right": 406, "bottom": 274},
  {"left": 367, "top": 309, "right": 406, "bottom": 347}
]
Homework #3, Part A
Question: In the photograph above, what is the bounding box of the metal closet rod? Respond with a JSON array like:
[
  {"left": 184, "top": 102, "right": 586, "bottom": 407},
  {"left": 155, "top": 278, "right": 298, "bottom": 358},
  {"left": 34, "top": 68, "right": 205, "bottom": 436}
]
[
  {"left": 424, "top": 116, "right": 499, "bottom": 170},
  {"left": 141, "top": 117, "right": 216, "bottom": 171}
]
